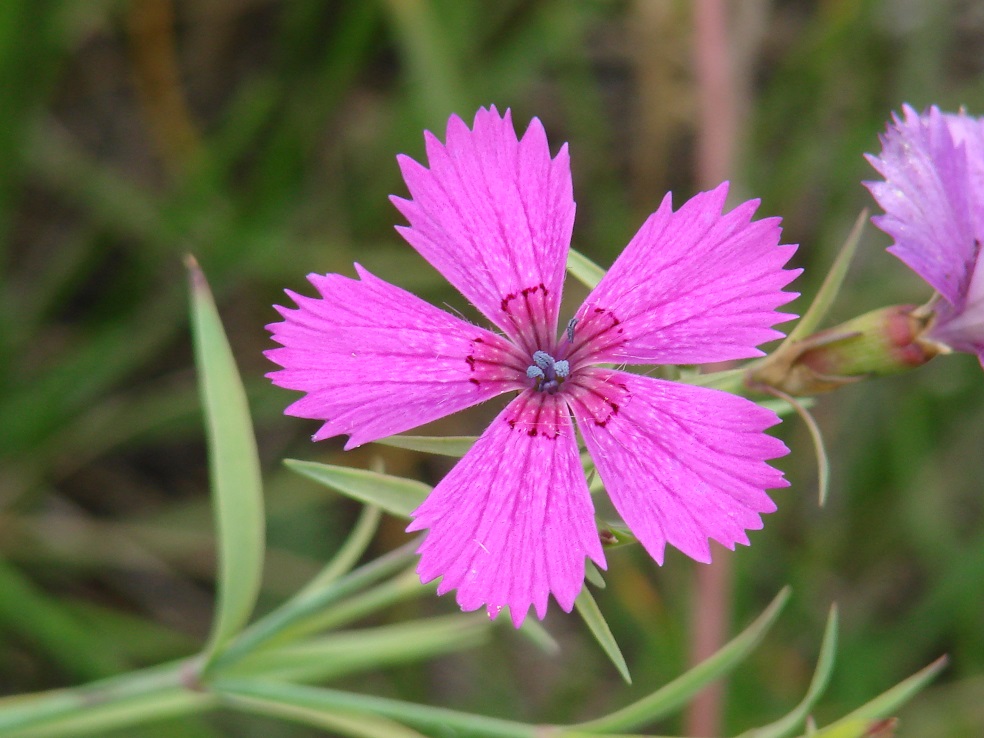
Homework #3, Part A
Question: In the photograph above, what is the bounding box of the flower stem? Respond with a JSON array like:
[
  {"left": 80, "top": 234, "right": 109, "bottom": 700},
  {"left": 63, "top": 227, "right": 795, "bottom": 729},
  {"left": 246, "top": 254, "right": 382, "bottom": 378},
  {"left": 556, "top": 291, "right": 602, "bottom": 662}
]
[
  {"left": 0, "top": 657, "right": 211, "bottom": 737},
  {"left": 688, "top": 0, "right": 746, "bottom": 734}
]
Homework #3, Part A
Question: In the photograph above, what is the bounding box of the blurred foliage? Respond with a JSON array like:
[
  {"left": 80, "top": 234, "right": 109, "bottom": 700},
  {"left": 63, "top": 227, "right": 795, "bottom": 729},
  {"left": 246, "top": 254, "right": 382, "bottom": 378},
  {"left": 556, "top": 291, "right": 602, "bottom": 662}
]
[{"left": 0, "top": 0, "right": 982, "bottom": 736}]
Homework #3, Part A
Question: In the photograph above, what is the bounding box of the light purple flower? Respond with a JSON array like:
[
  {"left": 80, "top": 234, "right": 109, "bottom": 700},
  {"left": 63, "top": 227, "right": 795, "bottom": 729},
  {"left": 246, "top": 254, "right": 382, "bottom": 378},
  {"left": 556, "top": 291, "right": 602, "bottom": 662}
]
[
  {"left": 866, "top": 105, "right": 984, "bottom": 364},
  {"left": 266, "top": 107, "right": 800, "bottom": 626}
]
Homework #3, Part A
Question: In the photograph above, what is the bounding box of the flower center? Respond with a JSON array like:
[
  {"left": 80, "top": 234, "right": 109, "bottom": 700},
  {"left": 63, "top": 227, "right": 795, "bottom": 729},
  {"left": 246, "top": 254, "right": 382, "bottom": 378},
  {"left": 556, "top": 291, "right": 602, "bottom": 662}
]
[{"left": 526, "top": 350, "right": 569, "bottom": 394}]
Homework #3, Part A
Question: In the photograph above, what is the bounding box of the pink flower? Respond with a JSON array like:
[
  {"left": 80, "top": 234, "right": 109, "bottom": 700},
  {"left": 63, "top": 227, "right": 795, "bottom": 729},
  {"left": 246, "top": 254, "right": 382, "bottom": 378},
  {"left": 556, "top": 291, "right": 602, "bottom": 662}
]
[
  {"left": 266, "top": 107, "right": 800, "bottom": 626},
  {"left": 866, "top": 105, "right": 984, "bottom": 364}
]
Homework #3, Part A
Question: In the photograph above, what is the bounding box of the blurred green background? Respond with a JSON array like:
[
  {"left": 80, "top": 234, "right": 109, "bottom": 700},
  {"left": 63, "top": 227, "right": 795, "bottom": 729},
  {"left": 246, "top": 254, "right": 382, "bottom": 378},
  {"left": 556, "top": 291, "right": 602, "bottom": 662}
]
[{"left": 1, "top": 0, "right": 982, "bottom": 735}]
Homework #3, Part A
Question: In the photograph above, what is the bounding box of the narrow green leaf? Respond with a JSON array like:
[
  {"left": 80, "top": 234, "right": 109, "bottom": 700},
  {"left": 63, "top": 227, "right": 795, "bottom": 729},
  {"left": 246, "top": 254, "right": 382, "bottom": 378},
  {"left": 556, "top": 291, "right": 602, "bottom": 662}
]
[
  {"left": 820, "top": 656, "right": 947, "bottom": 734},
  {"left": 210, "top": 542, "right": 419, "bottom": 670},
  {"left": 575, "top": 586, "right": 631, "bottom": 684},
  {"left": 285, "top": 570, "right": 427, "bottom": 637},
  {"left": 767, "top": 388, "right": 830, "bottom": 505},
  {"left": 221, "top": 693, "right": 428, "bottom": 738},
  {"left": 805, "top": 403, "right": 830, "bottom": 506},
  {"left": 375, "top": 434, "right": 477, "bottom": 457},
  {"left": 213, "top": 680, "right": 535, "bottom": 738},
  {"left": 785, "top": 210, "right": 867, "bottom": 344},
  {"left": 0, "top": 659, "right": 208, "bottom": 738},
  {"left": 575, "top": 587, "right": 791, "bottom": 732},
  {"left": 226, "top": 615, "right": 488, "bottom": 683},
  {"left": 299, "top": 504, "right": 382, "bottom": 595},
  {"left": 0, "top": 692, "right": 81, "bottom": 736},
  {"left": 187, "top": 257, "right": 265, "bottom": 662},
  {"left": 285, "top": 459, "right": 429, "bottom": 518},
  {"left": 4, "top": 691, "right": 212, "bottom": 738},
  {"left": 584, "top": 560, "right": 607, "bottom": 589},
  {"left": 737, "top": 604, "right": 839, "bottom": 738},
  {"left": 805, "top": 718, "right": 896, "bottom": 738},
  {"left": 567, "top": 247, "right": 606, "bottom": 289}
]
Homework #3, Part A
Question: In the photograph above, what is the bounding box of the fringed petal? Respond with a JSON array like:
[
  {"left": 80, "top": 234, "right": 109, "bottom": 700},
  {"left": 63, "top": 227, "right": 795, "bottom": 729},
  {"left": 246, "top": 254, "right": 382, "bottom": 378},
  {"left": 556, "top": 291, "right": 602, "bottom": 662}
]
[
  {"left": 567, "top": 183, "right": 799, "bottom": 367},
  {"left": 568, "top": 369, "right": 787, "bottom": 565},
  {"left": 866, "top": 105, "right": 981, "bottom": 308},
  {"left": 409, "top": 391, "right": 605, "bottom": 626},
  {"left": 266, "top": 265, "right": 525, "bottom": 449},
  {"left": 391, "top": 106, "right": 574, "bottom": 354}
]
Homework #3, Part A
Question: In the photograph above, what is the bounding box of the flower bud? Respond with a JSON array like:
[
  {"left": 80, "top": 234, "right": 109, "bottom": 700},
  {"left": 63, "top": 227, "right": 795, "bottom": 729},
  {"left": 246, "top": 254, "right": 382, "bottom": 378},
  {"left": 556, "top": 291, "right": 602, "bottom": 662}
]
[{"left": 749, "top": 305, "right": 942, "bottom": 396}]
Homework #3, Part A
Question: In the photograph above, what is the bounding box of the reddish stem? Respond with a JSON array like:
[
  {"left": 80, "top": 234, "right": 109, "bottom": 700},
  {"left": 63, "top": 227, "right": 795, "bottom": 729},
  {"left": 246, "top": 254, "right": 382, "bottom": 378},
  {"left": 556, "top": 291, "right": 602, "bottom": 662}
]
[{"left": 686, "top": 1, "right": 738, "bottom": 736}]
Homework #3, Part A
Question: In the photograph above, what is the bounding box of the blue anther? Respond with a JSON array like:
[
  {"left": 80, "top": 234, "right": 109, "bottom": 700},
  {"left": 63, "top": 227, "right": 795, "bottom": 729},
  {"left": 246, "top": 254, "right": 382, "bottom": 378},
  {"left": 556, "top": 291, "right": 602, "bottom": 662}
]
[
  {"left": 532, "top": 351, "right": 553, "bottom": 371},
  {"left": 525, "top": 351, "right": 571, "bottom": 394}
]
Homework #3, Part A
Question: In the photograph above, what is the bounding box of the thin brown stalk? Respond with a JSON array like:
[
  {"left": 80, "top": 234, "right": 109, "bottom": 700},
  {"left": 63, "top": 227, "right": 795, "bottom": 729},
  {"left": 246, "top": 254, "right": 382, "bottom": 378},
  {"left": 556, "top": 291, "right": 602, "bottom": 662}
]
[{"left": 127, "top": 0, "right": 201, "bottom": 176}]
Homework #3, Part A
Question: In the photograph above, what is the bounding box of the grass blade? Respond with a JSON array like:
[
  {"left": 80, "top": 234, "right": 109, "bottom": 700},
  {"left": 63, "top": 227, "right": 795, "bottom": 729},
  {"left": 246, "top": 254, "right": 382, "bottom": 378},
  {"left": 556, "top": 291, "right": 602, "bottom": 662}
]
[
  {"left": 187, "top": 257, "right": 265, "bottom": 662},
  {"left": 0, "top": 560, "right": 124, "bottom": 681},
  {"left": 381, "top": 0, "right": 462, "bottom": 121}
]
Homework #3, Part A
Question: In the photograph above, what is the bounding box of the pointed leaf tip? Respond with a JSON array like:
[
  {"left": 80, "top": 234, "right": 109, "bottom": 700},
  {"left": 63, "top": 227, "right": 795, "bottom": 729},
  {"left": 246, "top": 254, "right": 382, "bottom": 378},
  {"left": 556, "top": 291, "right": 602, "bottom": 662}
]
[
  {"left": 821, "top": 655, "right": 948, "bottom": 736},
  {"left": 786, "top": 209, "right": 868, "bottom": 344},
  {"left": 575, "top": 586, "right": 790, "bottom": 732},
  {"left": 736, "top": 601, "right": 838, "bottom": 738},
  {"left": 189, "top": 264, "right": 266, "bottom": 664},
  {"left": 184, "top": 254, "right": 207, "bottom": 290},
  {"left": 575, "top": 586, "right": 631, "bottom": 684}
]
